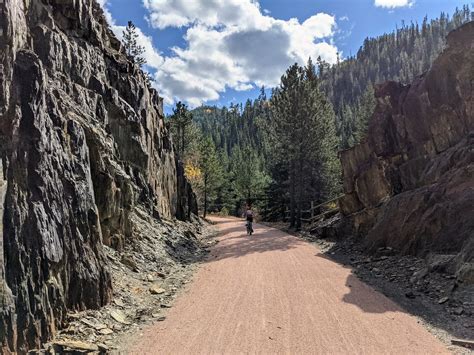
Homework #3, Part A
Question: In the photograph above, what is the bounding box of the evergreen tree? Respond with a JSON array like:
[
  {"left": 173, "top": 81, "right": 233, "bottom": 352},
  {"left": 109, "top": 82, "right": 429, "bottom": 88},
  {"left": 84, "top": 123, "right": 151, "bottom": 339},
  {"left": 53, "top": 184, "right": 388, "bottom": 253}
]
[
  {"left": 122, "top": 21, "right": 146, "bottom": 66},
  {"left": 198, "top": 137, "right": 223, "bottom": 218},
  {"left": 270, "top": 59, "right": 340, "bottom": 229},
  {"left": 354, "top": 85, "right": 376, "bottom": 143},
  {"left": 169, "top": 102, "right": 194, "bottom": 158},
  {"left": 231, "top": 146, "right": 270, "bottom": 205},
  {"left": 122, "top": 21, "right": 154, "bottom": 87}
]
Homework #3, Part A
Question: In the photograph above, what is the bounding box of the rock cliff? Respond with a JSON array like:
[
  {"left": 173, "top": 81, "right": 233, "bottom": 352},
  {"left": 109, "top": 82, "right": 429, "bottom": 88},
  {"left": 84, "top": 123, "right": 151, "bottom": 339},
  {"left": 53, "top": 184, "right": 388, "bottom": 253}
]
[
  {"left": 0, "top": 0, "right": 197, "bottom": 352},
  {"left": 339, "top": 22, "right": 473, "bottom": 284}
]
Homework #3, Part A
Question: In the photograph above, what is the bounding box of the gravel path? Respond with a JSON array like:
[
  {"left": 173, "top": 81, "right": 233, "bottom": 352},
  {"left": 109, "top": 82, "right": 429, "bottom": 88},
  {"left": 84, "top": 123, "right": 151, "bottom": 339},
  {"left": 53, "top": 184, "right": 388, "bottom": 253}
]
[{"left": 128, "top": 217, "right": 448, "bottom": 354}]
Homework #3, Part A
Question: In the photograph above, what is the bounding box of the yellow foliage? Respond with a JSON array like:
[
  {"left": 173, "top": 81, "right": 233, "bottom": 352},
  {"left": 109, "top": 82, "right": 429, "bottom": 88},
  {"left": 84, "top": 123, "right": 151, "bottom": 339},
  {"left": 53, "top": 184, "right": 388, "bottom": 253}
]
[{"left": 184, "top": 162, "right": 202, "bottom": 183}]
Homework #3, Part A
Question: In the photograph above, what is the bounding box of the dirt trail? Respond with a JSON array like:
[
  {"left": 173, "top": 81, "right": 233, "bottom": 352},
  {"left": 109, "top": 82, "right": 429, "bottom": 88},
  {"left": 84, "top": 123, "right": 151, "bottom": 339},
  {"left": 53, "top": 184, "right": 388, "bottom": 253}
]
[{"left": 129, "top": 217, "right": 448, "bottom": 354}]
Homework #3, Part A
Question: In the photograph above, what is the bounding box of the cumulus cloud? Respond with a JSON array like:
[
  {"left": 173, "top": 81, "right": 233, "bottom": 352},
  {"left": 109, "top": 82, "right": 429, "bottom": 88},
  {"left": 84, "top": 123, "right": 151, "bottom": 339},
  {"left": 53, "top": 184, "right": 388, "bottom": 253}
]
[
  {"left": 142, "top": 0, "right": 268, "bottom": 30},
  {"left": 100, "top": 0, "right": 341, "bottom": 107},
  {"left": 374, "top": 0, "right": 413, "bottom": 8}
]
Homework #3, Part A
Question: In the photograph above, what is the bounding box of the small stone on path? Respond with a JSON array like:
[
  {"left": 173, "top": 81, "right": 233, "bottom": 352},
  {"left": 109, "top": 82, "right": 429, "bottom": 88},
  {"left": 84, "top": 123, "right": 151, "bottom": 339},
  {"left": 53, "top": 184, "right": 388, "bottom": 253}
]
[
  {"left": 110, "top": 309, "right": 131, "bottom": 325},
  {"left": 451, "top": 339, "right": 474, "bottom": 349},
  {"left": 149, "top": 284, "right": 166, "bottom": 295},
  {"left": 114, "top": 298, "right": 125, "bottom": 307},
  {"left": 53, "top": 340, "right": 99, "bottom": 352},
  {"left": 438, "top": 297, "right": 449, "bottom": 304},
  {"left": 99, "top": 328, "right": 114, "bottom": 335}
]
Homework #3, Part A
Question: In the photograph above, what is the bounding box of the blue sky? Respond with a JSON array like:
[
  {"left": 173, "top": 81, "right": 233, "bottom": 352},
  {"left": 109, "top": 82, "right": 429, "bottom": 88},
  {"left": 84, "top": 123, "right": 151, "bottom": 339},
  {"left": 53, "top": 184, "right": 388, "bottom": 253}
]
[{"left": 100, "top": 0, "right": 470, "bottom": 112}]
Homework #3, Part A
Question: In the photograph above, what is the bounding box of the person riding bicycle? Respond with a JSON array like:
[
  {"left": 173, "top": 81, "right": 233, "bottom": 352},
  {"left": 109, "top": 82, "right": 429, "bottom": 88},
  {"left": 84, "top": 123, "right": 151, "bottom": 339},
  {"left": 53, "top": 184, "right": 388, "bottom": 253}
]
[{"left": 244, "top": 205, "right": 254, "bottom": 235}]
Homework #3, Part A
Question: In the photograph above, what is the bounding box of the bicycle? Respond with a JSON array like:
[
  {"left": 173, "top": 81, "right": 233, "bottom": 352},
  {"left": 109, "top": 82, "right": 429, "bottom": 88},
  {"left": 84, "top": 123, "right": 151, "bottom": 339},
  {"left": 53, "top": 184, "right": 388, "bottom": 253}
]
[{"left": 246, "top": 221, "right": 253, "bottom": 236}]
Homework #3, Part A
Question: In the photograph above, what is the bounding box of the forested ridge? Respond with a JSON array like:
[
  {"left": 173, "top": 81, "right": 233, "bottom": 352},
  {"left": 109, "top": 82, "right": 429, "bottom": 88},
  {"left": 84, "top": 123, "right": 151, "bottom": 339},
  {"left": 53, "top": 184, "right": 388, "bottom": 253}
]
[
  {"left": 169, "top": 6, "right": 473, "bottom": 225},
  {"left": 325, "top": 5, "right": 473, "bottom": 148}
]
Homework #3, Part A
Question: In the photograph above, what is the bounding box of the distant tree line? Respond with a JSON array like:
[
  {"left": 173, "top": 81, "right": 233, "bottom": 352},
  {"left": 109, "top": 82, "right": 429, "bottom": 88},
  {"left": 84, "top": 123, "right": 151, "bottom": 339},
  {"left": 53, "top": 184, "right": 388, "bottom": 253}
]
[
  {"left": 167, "top": 5, "right": 473, "bottom": 225},
  {"left": 321, "top": 5, "right": 473, "bottom": 148}
]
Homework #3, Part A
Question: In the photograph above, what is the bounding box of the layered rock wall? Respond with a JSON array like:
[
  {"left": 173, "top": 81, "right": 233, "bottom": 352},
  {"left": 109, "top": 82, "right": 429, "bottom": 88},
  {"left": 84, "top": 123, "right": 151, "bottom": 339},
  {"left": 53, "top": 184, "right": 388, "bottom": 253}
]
[
  {"left": 0, "top": 0, "right": 197, "bottom": 352},
  {"left": 339, "top": 22, "right": 473, "bottom": 282}
]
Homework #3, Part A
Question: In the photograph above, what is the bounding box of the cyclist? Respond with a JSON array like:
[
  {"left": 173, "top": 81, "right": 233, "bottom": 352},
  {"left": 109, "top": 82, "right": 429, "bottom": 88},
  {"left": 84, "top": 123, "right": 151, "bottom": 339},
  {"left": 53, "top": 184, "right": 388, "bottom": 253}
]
[{"left": 244, "top": 205, "right": 254, "bottom": 235}]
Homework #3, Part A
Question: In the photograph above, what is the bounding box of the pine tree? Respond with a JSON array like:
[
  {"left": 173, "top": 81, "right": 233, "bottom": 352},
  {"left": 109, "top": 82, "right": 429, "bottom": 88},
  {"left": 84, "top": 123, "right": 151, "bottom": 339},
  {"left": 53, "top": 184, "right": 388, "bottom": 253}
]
[
  {"left": 198, "top": 137, "right": 223, "bottom": 218},
  {"left": 122, "top": 21, "right": 146, "bottom": 67},
  {"left": 169, "top": 102, "right": 194, "bottom": 158},
  {"left": 354, "top": 85, "right": 376, "bottom": 143},
  {"left": 232, "top": 146, "right": 270, "bottom": 205},
  {"left": 269, "top": 59, "right": 340, "bottom": 229}
]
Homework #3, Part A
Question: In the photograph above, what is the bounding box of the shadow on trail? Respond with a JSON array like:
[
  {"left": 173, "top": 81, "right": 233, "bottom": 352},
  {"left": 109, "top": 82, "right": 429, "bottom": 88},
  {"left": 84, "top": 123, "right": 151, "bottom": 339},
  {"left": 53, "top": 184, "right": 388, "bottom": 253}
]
[
  {"left": 314, "top": 244, "right": 472, "bottom": 341},
  {"left": 313, "top": 253, "right": 401, "bottom": 314},
  {"left": 208, "top": 221, "right": 304, "bottom": 262},
  {"left": 343, "top": 274, "right": 403, "bottom": 313}
]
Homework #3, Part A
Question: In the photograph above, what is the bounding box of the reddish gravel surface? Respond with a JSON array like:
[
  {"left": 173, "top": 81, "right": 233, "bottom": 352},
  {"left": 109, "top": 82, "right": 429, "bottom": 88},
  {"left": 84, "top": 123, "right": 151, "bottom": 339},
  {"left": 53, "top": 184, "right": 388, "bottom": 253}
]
[{"left": 129, "top": 217, "right": 448, "bottom": 354}]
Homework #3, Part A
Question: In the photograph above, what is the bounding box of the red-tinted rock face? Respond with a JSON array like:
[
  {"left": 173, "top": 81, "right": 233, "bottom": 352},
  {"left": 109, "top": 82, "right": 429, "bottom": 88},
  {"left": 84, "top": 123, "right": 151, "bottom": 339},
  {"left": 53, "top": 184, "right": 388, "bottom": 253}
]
[
  {"left": 0, "top": 0, "right": 197, "bottom": 352},
  {"left": 339, "top": 22, "right": 474, "bottom": 283}
]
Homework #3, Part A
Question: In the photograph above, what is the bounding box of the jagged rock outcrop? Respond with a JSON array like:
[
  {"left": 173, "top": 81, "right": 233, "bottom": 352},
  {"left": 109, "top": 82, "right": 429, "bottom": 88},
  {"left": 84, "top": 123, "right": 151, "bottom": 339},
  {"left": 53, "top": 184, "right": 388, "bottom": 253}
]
[
  {"left": 338, "top": 22, "right": 473, "bottom": 284},
  {"left": 0, "top": 0, "right": 197, "bottom": 352}
]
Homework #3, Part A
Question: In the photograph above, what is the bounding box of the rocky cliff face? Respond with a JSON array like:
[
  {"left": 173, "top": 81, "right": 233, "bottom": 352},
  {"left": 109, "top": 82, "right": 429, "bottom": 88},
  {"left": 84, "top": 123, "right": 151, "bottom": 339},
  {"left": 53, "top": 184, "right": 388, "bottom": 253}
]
[
  {"left": 339, "top": 22, "right": 473, "bottom": 284},
  {"left": 0, "top": 0, "right": 197, "bottom": 352}
]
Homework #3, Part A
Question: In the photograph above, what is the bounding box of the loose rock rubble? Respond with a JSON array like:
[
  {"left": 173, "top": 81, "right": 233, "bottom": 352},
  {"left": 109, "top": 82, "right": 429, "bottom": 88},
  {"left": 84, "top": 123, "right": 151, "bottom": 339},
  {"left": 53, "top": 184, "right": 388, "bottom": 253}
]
[{"left": 40, "top": 211, "right": 218, "bottom": 354}]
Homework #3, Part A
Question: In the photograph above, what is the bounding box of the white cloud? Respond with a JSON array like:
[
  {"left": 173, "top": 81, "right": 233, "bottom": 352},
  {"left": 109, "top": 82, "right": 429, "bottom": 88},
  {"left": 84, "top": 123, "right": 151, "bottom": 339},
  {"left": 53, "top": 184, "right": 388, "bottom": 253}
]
[
  {"left": 374, "top": 0, "right": 413, "bottom": 8},
  {"left": 142, "top": 0, "right": 268, "bottom": 30},
  {"left": 99, "top": 0, "right": 341, "bottom": 107}
]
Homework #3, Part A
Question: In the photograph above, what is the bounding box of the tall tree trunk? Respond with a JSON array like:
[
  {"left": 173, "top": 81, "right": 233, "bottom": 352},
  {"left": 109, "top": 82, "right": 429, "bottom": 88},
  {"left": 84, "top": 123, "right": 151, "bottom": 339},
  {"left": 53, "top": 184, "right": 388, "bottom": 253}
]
[
  {"left": 203, "top": 177, "right": 208, "bottom": 218},
  {"left": 296, "top": 156, "right": 303, "bottom": 231},
  {"left": 289, "top": 160, "right": 296, "bottom": 228},
  {"left": 296, "top": 203, "right": 302, "bottom": 231}
]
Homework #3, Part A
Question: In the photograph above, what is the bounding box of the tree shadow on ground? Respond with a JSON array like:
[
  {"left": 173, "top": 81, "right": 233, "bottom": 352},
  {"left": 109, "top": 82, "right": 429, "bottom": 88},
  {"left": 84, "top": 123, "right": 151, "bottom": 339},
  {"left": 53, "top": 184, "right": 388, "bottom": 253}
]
[
  {"left": 207, "top": 221, "right": 304, "bottom": 262},
  {"left": 314, "top": 253, "right": 402, "bottom": 314},
  {"left": 314, "top": 245, "right": 473, "bottom": 342}
]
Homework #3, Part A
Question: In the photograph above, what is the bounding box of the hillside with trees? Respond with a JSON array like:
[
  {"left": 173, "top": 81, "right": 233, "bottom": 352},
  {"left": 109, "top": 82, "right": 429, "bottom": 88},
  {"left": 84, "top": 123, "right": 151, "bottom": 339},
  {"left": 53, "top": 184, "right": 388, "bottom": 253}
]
[
  {"left": 172, "top": 6, "right": 473, "bottom": 225},
  {"left": 323, "top": 5, "right": 473, "bottom": 148}
]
